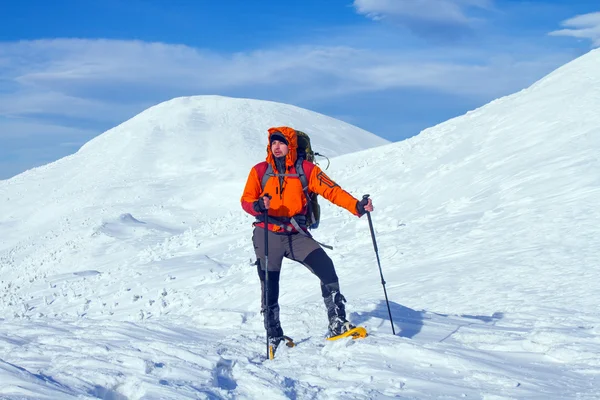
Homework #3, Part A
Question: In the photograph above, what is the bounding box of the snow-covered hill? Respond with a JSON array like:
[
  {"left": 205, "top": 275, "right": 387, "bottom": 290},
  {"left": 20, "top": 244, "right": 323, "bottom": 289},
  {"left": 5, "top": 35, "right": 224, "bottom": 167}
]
[
  {"left": 1, "top": 95, "right": 386, "bottom": 221},
  {"left": 1, "top": 48, "right": 599, "bottom": 399},
  {"left": 0, "top": 95, "right": 387, "bottom": 288}
]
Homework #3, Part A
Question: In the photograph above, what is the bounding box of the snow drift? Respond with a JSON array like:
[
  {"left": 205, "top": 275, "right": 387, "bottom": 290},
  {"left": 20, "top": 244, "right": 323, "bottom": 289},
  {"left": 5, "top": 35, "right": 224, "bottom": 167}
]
[{"left": 1, "top": 49, "right": 599, "bottom": 399}]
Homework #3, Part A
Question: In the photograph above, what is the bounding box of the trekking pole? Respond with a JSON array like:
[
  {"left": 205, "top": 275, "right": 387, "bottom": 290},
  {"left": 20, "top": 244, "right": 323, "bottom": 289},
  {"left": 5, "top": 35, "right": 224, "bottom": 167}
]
[
  {"left": 263, "top": 195, "right": 272, "bottom": 359},
  {"left": 363, "top": 194, "right": 396, "bottom": 335}
]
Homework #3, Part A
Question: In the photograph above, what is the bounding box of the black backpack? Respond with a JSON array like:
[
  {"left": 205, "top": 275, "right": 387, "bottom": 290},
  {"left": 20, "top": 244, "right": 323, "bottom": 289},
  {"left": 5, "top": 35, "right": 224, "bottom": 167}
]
[{"left": 296, "top": 130, "right": 320, "bottom": 229}]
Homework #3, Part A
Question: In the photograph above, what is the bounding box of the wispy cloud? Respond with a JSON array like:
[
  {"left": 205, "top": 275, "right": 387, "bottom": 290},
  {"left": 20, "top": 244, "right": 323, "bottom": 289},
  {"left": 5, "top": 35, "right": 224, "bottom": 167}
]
[
  {"left": 549, "top": 12, "right": 600, "bottom": 48},
  {"left": 0, "top": 38, "right": 565, "bottom": 120},
  {"left": 353, "top": 0, "right": 494, "bottom": 38},
  {"left": 0, "top": 117, "right": 97, "bottom": 179},
  {"left": 0, "top": 37, "right": 573, "bottom": 179}
]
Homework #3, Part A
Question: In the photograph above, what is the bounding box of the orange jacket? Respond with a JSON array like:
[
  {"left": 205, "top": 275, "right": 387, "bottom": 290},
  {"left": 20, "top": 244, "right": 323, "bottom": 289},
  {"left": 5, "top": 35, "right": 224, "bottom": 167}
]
[{"left": 241, "top": 126, "right": 361, "bottom": 232}]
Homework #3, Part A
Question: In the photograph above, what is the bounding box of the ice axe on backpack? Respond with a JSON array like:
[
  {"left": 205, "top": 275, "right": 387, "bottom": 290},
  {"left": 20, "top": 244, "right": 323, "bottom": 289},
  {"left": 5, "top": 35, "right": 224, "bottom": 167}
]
[{"left": 363, "top": 194, "right": 396, "bottom": 335}]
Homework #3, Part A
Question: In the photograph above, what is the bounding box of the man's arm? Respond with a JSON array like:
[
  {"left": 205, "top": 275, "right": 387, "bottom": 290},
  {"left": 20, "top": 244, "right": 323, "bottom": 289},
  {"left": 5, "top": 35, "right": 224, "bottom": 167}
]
[
  {"left": 241, "top": 167, "right": 263, "bottom": 216},
  {"left": 307, "top": 165, "right": 361, "bottom": 216}
]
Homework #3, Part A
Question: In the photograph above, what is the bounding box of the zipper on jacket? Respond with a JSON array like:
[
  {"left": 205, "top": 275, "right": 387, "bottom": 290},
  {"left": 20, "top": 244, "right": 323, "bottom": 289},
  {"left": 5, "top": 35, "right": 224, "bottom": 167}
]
[{"left": 279, "top": 169, "right": 287, "bottom": 199}]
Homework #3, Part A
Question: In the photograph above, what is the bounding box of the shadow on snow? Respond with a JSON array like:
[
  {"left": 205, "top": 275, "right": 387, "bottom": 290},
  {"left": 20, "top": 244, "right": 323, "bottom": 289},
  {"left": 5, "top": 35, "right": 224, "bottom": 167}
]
[{"left": 350, "top": 300, "right": 504, "bottom": 339}]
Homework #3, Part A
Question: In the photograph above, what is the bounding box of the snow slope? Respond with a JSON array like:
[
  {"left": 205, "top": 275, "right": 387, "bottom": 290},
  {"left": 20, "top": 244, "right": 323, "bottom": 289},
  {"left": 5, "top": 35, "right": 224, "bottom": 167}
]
[
  {"left": 0, "top": 95, "right": 387, "bottom": 287},
  {"left": 1, "top": 48, "right": 600, "bottom": 399}
]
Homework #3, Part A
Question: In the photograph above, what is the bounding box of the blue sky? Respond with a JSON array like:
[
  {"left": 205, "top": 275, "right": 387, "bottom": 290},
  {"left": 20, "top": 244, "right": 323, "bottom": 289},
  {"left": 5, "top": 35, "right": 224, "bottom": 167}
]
[{"left": 1, "top": 0, "right": 599, "bottom": 179}]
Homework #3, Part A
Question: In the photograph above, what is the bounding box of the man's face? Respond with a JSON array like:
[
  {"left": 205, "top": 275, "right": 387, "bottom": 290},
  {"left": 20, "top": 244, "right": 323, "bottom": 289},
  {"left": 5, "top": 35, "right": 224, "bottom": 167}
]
[{"left": 271, "top": 140, "right": 289, "bottom": 157}]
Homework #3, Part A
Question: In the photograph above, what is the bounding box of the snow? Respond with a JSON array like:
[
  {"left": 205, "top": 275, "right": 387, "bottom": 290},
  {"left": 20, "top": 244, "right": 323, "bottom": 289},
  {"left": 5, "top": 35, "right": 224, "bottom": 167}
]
[{"left": 1, "top": 48, "right": 600, "bottom": 399}]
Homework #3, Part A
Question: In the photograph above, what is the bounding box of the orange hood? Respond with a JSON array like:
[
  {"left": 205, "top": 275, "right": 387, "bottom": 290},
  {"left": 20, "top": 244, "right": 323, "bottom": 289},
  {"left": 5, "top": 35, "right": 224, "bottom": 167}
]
[{"left": 266, "top": 126, "right": 298, "bottom": 168}]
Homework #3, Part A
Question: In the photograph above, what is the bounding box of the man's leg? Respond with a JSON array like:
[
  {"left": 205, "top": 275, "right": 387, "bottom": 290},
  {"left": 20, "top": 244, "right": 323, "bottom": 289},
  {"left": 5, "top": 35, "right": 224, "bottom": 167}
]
[
  {"left": 252, "top": 227, "right": 285, "bottom": 339},
  {"left": 284, "top": 234, "right": 354, "bottom": 336}
]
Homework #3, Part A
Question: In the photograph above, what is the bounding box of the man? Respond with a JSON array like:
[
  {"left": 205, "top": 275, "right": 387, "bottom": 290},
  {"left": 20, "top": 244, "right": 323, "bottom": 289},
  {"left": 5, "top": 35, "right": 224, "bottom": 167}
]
[{"left": 241, "top": 126, "right": 374, "bottom": 350}]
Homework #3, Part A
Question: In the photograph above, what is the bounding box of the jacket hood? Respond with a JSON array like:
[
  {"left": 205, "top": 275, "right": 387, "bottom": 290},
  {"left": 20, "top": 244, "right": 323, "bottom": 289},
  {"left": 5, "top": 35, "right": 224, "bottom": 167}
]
[{"left": 266, "top": 126, "right": 298, "bottom": 168}]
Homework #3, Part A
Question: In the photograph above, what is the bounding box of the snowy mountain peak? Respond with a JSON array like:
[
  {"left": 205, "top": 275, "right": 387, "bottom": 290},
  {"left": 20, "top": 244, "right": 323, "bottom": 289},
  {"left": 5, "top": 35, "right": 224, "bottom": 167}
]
[
  {"left": 378, "top": 47, "right": 600, "bottom": 175},
  {"left": 73, "top": 95, "right": 388, "bottom": 180},
  {"left": 528, "top": 47, "right": 600, "bottom": 92},
  {"left": 0, "top": 96, "right": 388, "bottom": 237}
]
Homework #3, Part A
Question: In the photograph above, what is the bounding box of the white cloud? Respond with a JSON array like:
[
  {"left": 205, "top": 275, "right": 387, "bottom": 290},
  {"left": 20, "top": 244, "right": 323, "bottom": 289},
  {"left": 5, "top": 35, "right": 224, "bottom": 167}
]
[
  {"left": 549, "top": 12, "right": 600, "bottom": 48},
  {"left": 353, "top": 0, "right": 493, "bottom": 28},
  {"left": 0, "top": 39, "right": 563, "bottom": 110},
  {"left": 0, "top": 37, "right": 573, "bottom": 179},
  {"left": 0, "top": 118, "right": 96, "bottom": 141},
  {"left": 0, "top": 38, "right": 572, "bottom": 145},
  {"left": 0, "top": 118, "right": 98, "bottom": 179},
  {"left": 0, "top": 40, "right": 368, "bottom": 121},
  {"left": 0, "top": 90, "right": 130, "bottom": 122}
]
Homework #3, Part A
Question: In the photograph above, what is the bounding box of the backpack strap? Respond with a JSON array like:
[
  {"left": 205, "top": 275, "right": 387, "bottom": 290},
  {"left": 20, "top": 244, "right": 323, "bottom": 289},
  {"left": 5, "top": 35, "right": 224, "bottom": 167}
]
[
  {"left": 260, "top": 163, "right": 301, "bottom": 189},
  {"left": 295, "top": 158, "right": 309, "bottom": 191},
  {"left": 256, "top": 159, "right": 332, "bottom": 249},
  {"left": 295, "top": 159, "right": 318, "bottom": 229},
  {"left": 254, "top": 213, "right": 333, "bottom": 250},
  {"left": 289, "top": 217, "right": 333, "bottom": 250},
  {"left": 261, "top": 163, "right": 274, "bottom": 190}
]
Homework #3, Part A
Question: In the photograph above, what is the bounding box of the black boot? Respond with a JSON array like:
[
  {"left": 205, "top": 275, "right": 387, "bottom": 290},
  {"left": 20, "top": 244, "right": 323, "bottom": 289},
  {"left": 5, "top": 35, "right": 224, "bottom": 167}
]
[
  {"left": 262, "top": 303, "right": 284, "bottom": 339},
  {"left": 257, "top": 262, "right": 284, "bottom": 344},
  {"left": 322, "top": 282, "right": 355, "bottom": 337},
  {"left": 262, "top": 303, "right": 284, "bottom": 356}
]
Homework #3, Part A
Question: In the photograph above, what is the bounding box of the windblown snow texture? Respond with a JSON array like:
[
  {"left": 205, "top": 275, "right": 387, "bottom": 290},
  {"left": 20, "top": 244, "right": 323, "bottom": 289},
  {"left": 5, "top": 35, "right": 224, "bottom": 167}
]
[{"left": 1, "top": 49, "right": 599, "bottom": 399}]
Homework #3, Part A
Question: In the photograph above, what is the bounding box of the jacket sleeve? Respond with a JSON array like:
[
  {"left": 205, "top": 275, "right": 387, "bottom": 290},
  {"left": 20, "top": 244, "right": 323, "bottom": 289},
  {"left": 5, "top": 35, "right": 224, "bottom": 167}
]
[
  {"left": 241, "top": 166, "right": 262, "bottom": 216},
  {"left": 308, "top": 165, "right": 360, "bottom": 217}
]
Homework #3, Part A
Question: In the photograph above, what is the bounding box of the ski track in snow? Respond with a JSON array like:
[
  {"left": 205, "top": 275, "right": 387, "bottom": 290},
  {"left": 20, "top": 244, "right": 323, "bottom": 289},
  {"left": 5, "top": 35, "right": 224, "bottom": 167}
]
[{"left": 2, "top": 53, "right": 600, "bottom": 399}]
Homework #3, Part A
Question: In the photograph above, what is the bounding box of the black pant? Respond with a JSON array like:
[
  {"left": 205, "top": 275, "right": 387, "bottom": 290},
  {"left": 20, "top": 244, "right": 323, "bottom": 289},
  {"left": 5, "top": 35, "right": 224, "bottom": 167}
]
[{"left": 252, "top": 227, "right": 340, "bottom": 335}]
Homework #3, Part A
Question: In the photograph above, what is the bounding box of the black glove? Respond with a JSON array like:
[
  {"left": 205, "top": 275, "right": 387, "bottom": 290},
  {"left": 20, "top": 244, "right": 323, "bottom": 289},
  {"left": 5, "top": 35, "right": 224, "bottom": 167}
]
[
  {"left": 253, "top": 199, "right": 267, "bottom": 213},
  {"left": 253, "top": 194, "right": 271, "bottom": 213},
  {"left": 356, "top": 197, "right": 369, "bottom": 216}
]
